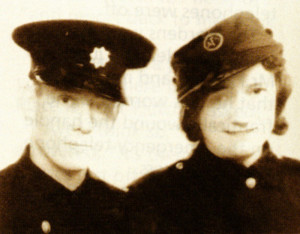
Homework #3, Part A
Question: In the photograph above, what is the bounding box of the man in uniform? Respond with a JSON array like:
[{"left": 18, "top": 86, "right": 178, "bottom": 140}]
[
  {"left": 0, "top": 20, "right": 155, "bottom": 233},
  {"left": 127, "top": 12, "right": 300, "bottom": 233}
]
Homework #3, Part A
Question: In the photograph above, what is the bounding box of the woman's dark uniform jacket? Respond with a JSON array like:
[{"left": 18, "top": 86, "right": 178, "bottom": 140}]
[
  {"left": 127, "top": 12, "right": 298, "bottom": 233},
  {"left": 128, "top": 142, "right": 300, "bottom": 233},
  {"left": 0, "top": 146, "right": 127, "bottom": 233}
]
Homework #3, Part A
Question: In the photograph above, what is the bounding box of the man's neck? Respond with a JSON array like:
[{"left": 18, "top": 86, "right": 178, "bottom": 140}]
[{"left": 29, "top": 141, "right": 87, "bottom": 191}]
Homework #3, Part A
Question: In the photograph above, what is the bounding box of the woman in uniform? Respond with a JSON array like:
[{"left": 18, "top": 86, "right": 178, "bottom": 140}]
[{"left": 128, "top": 12, "right": 299, "bottom": 233}]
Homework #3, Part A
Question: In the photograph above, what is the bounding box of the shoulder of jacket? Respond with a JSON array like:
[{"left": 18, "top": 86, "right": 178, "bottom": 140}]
[
  {"left": 0, "top": 164, "right": 16, "bottom": 179},
  {"left": 0, "top": 160, "right": 24, "bottom": 187},
  {"left": 261, "top": 154, "right": 300, "bottom": 183},
  {"left": 89, "top": 176, "right": 126, "bottom": 197},
  {"left": 0, "top": 169, "right": 16, "bottom": 201},
  {"left": 277, "top": 156, "right": 300, "bottom": 171},
  {"left": 128, "top": 159, "right": 189, "bottom": 192}
]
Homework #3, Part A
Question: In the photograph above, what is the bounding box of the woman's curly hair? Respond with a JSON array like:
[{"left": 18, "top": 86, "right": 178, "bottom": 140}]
[{"left": 180, "top": 54, "right": 292, "bottom": 142}]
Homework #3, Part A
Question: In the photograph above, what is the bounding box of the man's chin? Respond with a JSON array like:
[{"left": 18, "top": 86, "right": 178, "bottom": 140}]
[
  {"left": 54, "top": 159, "right": 89, "bottom": 172},
  {"left": 50, "top": 149, "right": 91, "bottom": 171}
]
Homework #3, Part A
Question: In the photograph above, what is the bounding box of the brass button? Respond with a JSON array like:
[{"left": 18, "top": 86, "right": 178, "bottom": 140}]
[
  {"left": 245, "top": 177, "right": 256, "bottom": 189},
  {"left": 175, "top": 162, "right": 184, "bottom": 170},
  {"left": 41, "top": 220, "right": 51, "bottom": 233}
]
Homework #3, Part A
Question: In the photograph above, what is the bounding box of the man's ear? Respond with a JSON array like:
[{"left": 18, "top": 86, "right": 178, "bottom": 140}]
[
  {"left": 111, "top": 103, "right": 121, "bottom": 122},
  {"left": 19, "top": 81, "right": 37, "bottom": 128},
  {"left": 33, "top": 81, "right": 45, "bottom": 98}
]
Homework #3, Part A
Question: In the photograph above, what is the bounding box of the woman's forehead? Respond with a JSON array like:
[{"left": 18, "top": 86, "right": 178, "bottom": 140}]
[{"left": 222, "top": 63, "right": 275, "bottom": 87}]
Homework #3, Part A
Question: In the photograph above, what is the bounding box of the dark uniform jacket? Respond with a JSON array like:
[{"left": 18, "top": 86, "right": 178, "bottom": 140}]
[
  {"left": 128, "top": 142, "right": 300, "bottom": 233},
  {"left": 0, "top": 146, "right": 127, "bottom": 233}
]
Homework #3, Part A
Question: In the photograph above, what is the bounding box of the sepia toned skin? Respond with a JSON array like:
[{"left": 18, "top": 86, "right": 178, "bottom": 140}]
[
  {"left": 199, "top": 63, "right": 276, "bottom": 167},
  {"left": 30, "top": 84, "right": 120, "bottom": 190},
  {"left": 1, "top": 19, "right": 155, "bottom": 233},
  {"left": 127, "top": 62, "right": 295, "bottom": 233},
  {"left": 127, "top": 12, "right": 300, "bottom": 234}
]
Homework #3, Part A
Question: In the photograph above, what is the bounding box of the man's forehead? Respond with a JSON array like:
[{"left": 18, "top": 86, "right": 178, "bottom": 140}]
[{"left": 41, "top": 84, "right": 116, "bottom": 103}]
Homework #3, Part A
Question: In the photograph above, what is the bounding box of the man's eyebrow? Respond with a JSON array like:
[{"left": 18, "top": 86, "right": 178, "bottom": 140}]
[
  {"left": 56, "top": 90, "right": 81, "bottom": 99},
  {"left": 58, "top": 91, "right": 76, "bottom": 96},
  {"left": 92, "top": 97, "right": 115, "bottom": 105}
]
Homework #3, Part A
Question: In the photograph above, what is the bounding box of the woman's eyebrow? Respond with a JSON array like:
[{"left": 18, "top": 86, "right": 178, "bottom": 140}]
[
  {"left": 209, "top": 82, "right": 229, "bottom": 91},
  {"left": 247, "top": 82, "right": 265, "bottom": 87}
]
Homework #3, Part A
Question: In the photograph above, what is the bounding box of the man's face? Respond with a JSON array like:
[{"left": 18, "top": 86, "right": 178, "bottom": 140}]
[
  {"left": 198, "top": 63, "right": 276, "bottom": 163},
  {"left": 31, "top": 84, "right": 119, "bottom": 171}
]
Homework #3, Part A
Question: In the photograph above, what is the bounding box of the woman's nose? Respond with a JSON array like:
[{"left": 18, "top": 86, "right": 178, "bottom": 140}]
[
  {"left": 230, "top": 93, "right": 250, "bottom": 126},
  {"left": 231, "top": 120, "right": 248, "bottom": 128}
]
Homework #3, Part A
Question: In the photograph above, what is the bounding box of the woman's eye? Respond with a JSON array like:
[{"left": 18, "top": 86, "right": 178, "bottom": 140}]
[
  {"left": 208, "top": 92, "right": 230, "bottom": 104},
  {"left": 252, "top": 87, "right": 266, "bottom": 94}
]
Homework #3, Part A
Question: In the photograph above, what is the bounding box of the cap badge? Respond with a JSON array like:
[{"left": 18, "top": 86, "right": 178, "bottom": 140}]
[
  {"left": 203, "top": 32, "right": 224, "bottom": 51},
  {"left": 90, "top": 47, "right": 110, "bottom": 69}
]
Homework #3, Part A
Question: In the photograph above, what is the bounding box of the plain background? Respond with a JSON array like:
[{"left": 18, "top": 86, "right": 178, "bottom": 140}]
[{"left": 0, "top": 0, "right": 299, "bottom": 189}]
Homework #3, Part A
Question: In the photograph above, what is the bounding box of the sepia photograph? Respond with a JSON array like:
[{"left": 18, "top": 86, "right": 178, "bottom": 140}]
[{"left": 0, "top": 0, "right": 299, "bottom": 233}]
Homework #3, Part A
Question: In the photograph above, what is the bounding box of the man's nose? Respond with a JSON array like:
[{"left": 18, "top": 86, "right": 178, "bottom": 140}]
[{"left": 73, "top": 103, "right": 94, "bottom": 134}]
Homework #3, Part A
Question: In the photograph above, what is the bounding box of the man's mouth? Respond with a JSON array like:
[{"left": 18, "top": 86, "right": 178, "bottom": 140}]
[{"left": 65, "top": 142, "right": 92, "bottom": 147}]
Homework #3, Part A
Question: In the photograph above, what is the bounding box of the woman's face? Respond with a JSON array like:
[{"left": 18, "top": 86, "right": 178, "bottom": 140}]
[{"left": 198, "top": 63, "right": 276, "bottom": 164}]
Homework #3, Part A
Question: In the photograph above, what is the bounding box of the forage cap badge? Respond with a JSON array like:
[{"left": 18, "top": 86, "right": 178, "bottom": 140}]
[
  {"left": 90, "top": 46, "right": 110, "bottom": 69},
  {"left": 203, "top": 32, "right": 224, "bottom": 52}
]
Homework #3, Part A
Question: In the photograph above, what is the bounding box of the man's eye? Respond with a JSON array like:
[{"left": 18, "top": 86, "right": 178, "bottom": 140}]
[
  {"left": 59, "top": 95, "right": 72, "bottom": 103},
  {"left": 95, "top": 102, "right": 109, "bottom": 111}
]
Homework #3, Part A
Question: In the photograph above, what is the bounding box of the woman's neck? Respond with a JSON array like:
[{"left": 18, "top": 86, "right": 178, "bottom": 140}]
[{"left": 236, "top": 146, "right": 263, "bottom": 168}]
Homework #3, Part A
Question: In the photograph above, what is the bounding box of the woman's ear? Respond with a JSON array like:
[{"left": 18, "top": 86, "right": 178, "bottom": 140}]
[
  {"left": 180, "top": 106, "right": 202, "bottom": 142},
  {"left": 272, "top": 115, "right": 288, "bottom": 135}
]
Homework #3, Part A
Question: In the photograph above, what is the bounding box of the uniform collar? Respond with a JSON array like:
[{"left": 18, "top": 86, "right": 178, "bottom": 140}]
[
  {"left": 16, "top": 145, "right": 95, "bottom": 196},
  {"left": 187, "top": 142, "right": 278, "bottom": 181}
]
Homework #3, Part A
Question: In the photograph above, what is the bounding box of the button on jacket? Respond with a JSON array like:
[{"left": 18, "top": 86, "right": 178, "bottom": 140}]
[
  {"left": 128, "top": 142, "right": 300, "bottom": 233},
  {"left": 0, "top": 146, "right": 127, "bottom": 233}
]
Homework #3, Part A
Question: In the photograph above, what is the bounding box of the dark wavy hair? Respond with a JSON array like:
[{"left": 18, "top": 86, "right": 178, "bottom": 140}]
[{"left": 179, "top": 54, "right": 292, "bottom": 142}]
